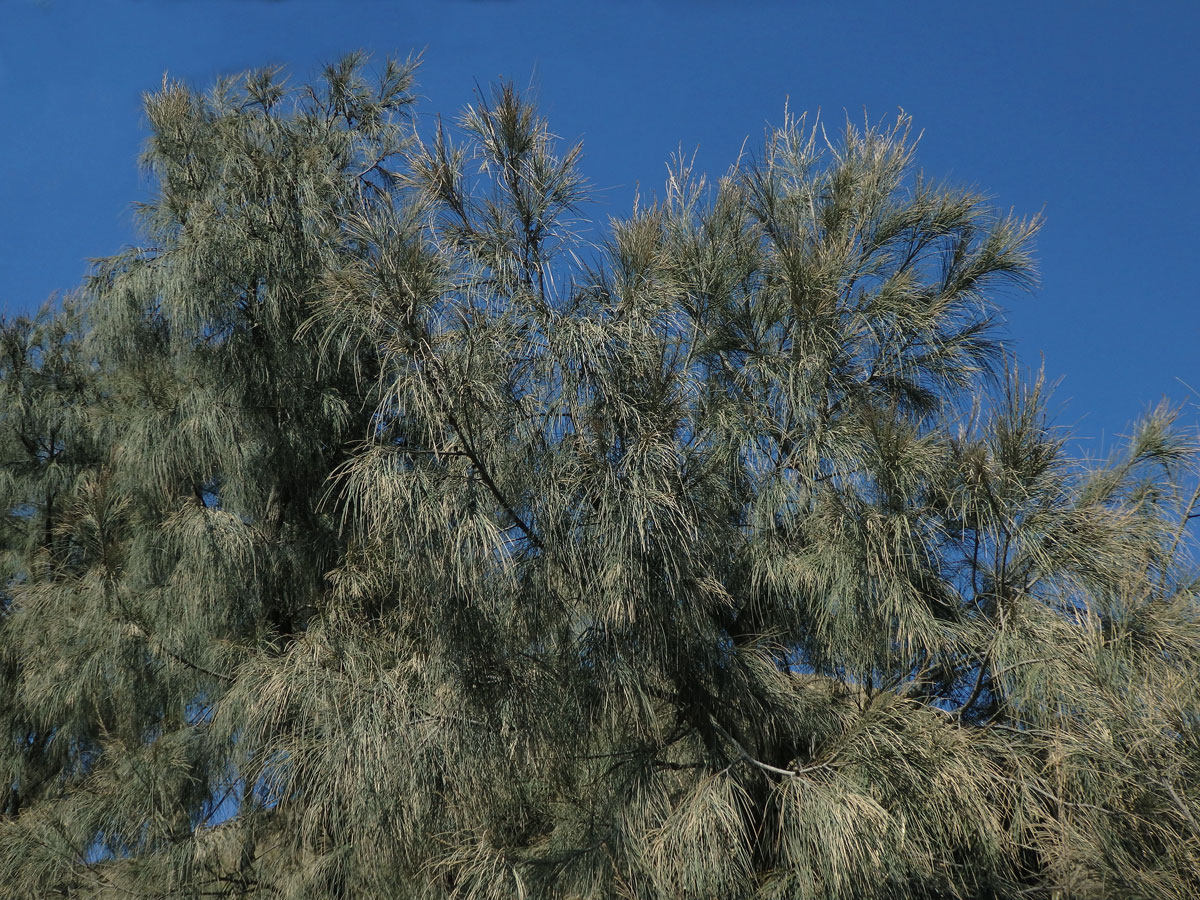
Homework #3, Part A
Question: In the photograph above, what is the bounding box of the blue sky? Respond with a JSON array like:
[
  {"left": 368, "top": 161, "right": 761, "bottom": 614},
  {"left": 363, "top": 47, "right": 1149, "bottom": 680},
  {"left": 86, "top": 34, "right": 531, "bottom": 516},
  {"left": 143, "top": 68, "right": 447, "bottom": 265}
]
[{"left": 1, "top": 0, "right": 1197, "bottom": 452}]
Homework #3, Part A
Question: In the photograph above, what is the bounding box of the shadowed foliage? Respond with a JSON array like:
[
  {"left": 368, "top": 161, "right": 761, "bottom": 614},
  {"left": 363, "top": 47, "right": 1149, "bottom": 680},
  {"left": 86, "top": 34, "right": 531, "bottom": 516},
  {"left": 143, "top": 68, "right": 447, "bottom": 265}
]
[{"left": 2, "top": 55, "right": 1198, "bottom": 899}]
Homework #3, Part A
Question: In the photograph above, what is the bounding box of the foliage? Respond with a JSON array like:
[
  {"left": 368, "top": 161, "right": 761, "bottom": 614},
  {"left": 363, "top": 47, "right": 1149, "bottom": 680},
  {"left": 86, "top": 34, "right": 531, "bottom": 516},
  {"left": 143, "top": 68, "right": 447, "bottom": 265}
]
[{"left": 2, "top": 55, "right": 1198, "bottom": 899}]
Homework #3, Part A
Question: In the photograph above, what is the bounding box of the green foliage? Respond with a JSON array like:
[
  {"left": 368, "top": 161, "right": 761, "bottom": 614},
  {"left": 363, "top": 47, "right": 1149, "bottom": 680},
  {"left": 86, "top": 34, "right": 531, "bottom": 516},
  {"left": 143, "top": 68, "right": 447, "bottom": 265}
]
[{"left": 2, "top": 55, "right": 1198, "bottom": 899}]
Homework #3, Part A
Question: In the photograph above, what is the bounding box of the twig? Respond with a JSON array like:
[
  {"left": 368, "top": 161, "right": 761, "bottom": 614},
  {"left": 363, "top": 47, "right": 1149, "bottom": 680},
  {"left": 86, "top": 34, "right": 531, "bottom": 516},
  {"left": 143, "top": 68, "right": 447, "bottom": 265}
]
[{"left": 988, "top": 658, "right": 1057, "bottom": 682}]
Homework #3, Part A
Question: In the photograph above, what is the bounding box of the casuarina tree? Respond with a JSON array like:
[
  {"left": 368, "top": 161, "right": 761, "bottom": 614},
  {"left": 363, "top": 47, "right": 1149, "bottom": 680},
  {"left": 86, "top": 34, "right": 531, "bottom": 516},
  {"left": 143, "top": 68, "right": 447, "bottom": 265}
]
[{"left": 2, "top": 55, "right": 1198, "bottom": 899}]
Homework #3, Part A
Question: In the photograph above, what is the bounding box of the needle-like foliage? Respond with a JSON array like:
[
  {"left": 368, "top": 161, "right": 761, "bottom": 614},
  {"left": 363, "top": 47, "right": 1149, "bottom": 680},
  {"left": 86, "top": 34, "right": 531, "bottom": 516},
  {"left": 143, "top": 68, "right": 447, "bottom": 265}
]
[{"left": 2, "top": 56, "right": 1198, "bottom": 900}]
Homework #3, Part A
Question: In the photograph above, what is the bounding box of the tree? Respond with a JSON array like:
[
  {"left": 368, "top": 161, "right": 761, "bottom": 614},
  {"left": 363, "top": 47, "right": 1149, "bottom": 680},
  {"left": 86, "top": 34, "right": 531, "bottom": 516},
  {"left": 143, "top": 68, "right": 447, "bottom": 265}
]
[{"left": 2, "top": 54, "right": 1198, "bottom": 899}]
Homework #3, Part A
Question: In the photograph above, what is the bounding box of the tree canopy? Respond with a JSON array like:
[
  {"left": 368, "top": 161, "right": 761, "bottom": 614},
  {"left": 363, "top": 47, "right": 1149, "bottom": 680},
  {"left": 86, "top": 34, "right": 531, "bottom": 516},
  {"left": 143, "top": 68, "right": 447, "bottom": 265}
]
[{"left": 2, "top": 55, "right": 1198, "bottom": 899}]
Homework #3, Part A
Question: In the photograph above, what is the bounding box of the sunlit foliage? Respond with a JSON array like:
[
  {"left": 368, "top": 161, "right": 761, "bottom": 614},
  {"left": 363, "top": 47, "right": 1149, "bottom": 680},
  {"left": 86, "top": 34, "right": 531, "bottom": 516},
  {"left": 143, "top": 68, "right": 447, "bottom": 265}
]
[{"left": 2, "top": 55, "right": 1198, "bottom": 899}]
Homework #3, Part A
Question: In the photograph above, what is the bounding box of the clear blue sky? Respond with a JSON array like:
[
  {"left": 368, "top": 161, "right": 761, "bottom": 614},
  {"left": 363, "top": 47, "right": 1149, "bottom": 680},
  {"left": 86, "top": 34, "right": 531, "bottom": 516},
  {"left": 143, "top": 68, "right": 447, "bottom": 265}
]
[{"left": 2, "top": 0, "right": 1197, "bottom": 452}]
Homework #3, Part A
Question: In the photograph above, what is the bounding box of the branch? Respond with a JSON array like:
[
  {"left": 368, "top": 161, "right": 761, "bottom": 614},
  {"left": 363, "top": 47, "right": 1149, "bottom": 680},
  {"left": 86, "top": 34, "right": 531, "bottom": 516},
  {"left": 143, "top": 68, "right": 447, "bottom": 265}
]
[
  {"left": 1161, "top": 778, "right": 1200, "bottom": 842},
  {"left": 710, "top": 720, "right": 826, "bottom": 779},
  {"left": 153, "top": 639, "right": 235, "bottom": 684},
  {"left": 987, "top": 657, "right": 1057, "bottom": 682},
  {"left": 409, "top": 325, "right": 544, "bottom": 550},
  {"left": 444, "top": 405, "right": 543, "bottom": 550},
  {"left": 124, "top": 622, "right": 234, "bottom": 684},
  {"left": 956, "top": 656, "right": 990, "bottom": 718}
]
